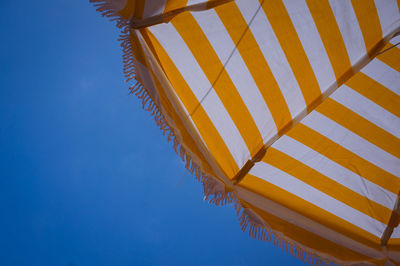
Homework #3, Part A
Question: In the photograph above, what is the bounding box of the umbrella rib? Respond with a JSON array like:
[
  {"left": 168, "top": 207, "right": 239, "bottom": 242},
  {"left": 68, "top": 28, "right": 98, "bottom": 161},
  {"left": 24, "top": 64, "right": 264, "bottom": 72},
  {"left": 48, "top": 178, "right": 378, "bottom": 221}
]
[
  {"left": 377, "top": 41, "right": 400, "bottom": 56},
  {"left": 381, "top": 192, "right": 400, "bottom": 246},
  {"left": 232, "top": 145, "right": 268, "bottom": 185}
]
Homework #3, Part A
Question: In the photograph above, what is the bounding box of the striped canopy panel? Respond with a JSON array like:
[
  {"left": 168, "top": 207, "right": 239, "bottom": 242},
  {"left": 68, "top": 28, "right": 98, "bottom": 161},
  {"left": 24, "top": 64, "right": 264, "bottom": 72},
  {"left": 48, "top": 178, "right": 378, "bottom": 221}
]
[{"left": 92, "top": 0, "right": 400, "bottom": 264}]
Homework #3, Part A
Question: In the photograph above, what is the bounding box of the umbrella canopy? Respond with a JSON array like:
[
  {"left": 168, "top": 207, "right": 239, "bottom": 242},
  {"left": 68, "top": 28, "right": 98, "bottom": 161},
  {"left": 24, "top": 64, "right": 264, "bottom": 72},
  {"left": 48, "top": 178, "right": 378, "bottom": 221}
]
[{"left": 91, "top": 0, "right": 400, "bottom": 264}]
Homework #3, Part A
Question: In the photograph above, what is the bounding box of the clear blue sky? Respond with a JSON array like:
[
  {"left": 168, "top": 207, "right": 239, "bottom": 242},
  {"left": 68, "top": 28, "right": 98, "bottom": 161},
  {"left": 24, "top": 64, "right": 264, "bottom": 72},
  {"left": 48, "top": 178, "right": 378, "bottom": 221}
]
[{"left": 0, "top": 1, "right": 303, "bottom": 265}]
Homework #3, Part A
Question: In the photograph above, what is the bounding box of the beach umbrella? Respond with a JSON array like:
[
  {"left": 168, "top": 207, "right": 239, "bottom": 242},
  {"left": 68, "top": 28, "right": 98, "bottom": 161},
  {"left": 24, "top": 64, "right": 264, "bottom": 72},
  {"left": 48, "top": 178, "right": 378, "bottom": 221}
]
[{"left": 90, "top": 0, "right": 400, "bottom": 264}]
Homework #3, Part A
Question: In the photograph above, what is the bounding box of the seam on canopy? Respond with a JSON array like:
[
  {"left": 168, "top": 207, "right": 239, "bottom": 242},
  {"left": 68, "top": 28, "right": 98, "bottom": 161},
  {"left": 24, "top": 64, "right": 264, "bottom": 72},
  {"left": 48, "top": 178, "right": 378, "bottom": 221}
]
[
  {"left": 89, "top": 4, "right": 349, "bottom": 265},
  {"left": 232, "top": 26, "right": 400, "bottom": 187},
  {"left": 90, "top": 0, "right": 240, "bottom": 206},
  {"left": 90, "top": 2, "right": 400, "bottom": 264}
]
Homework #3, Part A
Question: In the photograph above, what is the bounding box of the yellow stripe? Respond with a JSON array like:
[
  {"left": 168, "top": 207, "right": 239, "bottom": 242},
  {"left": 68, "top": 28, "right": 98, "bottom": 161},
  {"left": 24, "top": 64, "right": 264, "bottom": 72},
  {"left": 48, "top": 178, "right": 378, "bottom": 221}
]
[
  {"left": 214, "top": 2, "right": 293, "bottom": 136},
  {"left": 243, "top": 201, "right": 381, "bottom": 263},
  {"left": 129, "top": 31, "right": 219, "bottom": 178},
  {"left": 118, "top": 0, "right": 136, "bottom": 20},
  {"left": 172, "top": 12, "right": 265, "bottom": 158},
  {"left": 351, "top": 0, "right": 384, "bottom": 58},
  {"left": 147, "top": 66, "right": 218, "bottom": 179},
  {"left": 134, "top": 0, "right": 146, "bottom": 18},
  {"left": 154, "top": 78, "right": 217, "bottom": 177},
  {"left": 145, "top": 30, "right": 239, "bottom": 178},
  {"left": 387, "top": 238, "right": 400, "bottom": 247},
  {"left": 260, "top": 0, "right": 322, "bottom": 112},
  {"left": 305, "top": 0, "right": 354, "bottom": 86},
  {"left": 377, "top": 44, "right": 400, "bottom": 73},
  {"left": 240, "top": 174, "right": 382, "bottom": 248},
  {"left": 317, "top": 98, "right": 400, "bottom": 158},
  {"left": 345, "top": 72, "right": 400, "bottom": 118},
  {"left": 119, "top": 0, "right": 145, "bottom": 19},
  {"left": 163, "top": 0, "right": 189, "bottom": 14},
  {"left": 265, "top": 147, "right": 391, "bottom": 224},
  {"left": 287, "top": 123, "right": 400, "bottom": 194}
]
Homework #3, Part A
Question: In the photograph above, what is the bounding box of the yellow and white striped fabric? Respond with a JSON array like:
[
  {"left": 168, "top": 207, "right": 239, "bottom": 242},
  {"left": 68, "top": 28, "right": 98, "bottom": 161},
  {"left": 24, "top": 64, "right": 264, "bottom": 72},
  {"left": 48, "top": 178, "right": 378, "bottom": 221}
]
[
  {"left": 93, "top": 0, "right": 400, "bottom": 264},
  {"left": 237, "top": 35, "right": 400, "bottom": 264}
]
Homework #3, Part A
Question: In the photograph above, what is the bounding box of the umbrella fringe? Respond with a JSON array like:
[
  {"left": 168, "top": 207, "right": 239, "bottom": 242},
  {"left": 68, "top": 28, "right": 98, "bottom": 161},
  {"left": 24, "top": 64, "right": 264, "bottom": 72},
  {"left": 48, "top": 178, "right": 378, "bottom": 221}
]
[
  {"left": 89, "top": 0, "right": 241, "bottom": 208},
  {"left": 235, "top": 204, "right": 375, "bottom": 266},
  {"left": 91, "top": 3, "right": 367, "bottom": 266},
  {"left": 89, "top": 0, "right": 128, "bottom": 29}
]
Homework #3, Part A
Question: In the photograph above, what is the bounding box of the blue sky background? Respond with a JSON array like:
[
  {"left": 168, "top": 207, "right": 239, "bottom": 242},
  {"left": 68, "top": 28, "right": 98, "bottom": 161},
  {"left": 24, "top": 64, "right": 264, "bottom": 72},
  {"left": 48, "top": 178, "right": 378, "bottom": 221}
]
[{"left": 0, "top": 1, "right": 303, "bottom": 265}]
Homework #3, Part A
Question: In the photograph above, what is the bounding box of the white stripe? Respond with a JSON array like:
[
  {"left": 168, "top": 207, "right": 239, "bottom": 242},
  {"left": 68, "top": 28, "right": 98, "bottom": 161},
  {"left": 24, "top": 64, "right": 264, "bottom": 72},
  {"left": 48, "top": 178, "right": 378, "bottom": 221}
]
[
  {"left": 390, "top": 226, "right": 400, "bottom": 238},
  {"left": 187, "top": 0, "right": 207, "bottom": 5},
  {"left": 192, "top": 9, "right": 277, "bottom": 142},
  {"left": 283, "top": 0, "right": 336, "bottom": 93},
  {"left": 134, "top": 31, "right": 238, "bottom": 186},
  {"left": 134, "top": 63, "right": 201, "bottom": 171},
  {"left": 142, "top": 0, "right": 167, "bottom": 18},
  {"left": 390, "top": 35, "right": 400, "bottom": 45},
  {"left": 149, "top": 23, "right": 250, "bottom": 167},
  {"left": 134, "top": 30, "right": 218, "bottom": 172},
  {"left": 331, "top": 85, "right": 400, "bottom": 139},
  {"left": 250, "top": 161, "right": 386, "bottom": 237},
  {"left": 328, "top": 0, "right": 366, "bottom": 65},
  {"left": 236, "top": 0, "right": 307, "bottom": 119},
  {"left": 361, "top": 58, "right": 400, "bottom": 96},
  {"left": 273, "top": 135, "right": 397, "bottom": 209},
  {"left": 374, "top": 0, "right": 400, "bottom": 37},
  {"left": 302, "top": 111, "right": 400, "bottom": 177},
  {"left": 236, "top": 187, "right": 385, "bottom": 260}
]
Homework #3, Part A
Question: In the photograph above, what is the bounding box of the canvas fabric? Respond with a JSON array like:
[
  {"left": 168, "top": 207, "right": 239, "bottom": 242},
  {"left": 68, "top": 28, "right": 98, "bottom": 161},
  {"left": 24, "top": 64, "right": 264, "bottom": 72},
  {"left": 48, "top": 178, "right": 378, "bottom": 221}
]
[{"left": 92, "top": 0, "right": 400, "bottom": 264}]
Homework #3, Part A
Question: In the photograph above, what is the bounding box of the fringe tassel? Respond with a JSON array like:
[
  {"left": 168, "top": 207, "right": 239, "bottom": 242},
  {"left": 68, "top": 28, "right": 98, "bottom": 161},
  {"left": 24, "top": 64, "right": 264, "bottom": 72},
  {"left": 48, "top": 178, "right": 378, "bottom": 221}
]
[
  {"left": 237, "top": 205, "right": 343, "bottom": 266},
  {"left": 90, "top": 0, "right": 128, "bottom": 29},
  {"left": 92, "top": 3, "right": 343, "bottom": 265},
  {"left": 91, "top": 0, "right": 240, "bottom": 207}
]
